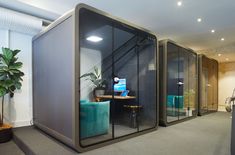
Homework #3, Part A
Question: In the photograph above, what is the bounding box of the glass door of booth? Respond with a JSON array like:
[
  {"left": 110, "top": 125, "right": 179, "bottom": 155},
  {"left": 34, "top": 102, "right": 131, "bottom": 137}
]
[
  {"left": 201, "top": 56, "right": 218, "bottom": 114},
  {"left": 79, "top": 8, "right": 113, "bottom": 146},
  {"left": 167, "top": 43, "right": 197, "bottom": 123},
  {"left": 207, "top": 60, "right": 213, "bottom": 111},
  {"left": 167, "top": 43, "right": 181, "bottom": 123},
  {"left": 201, "top": 56, "right": 211, "bottom": 114},
  {"left": 112, "top": 27, "right": 138, "bottom": 137},
  {"left": 79, "top": 7, "right": 157, "bottom": 147},
  {"left": 112, "top": 27, "right": 157, "bottom": 137},
  {"left": 211, "top": 61, "right": 218, "bottom": 111},
  {"left": 187, "top": 52, "right": 197, "bottom": 117},
  {"left": 201, "top": 67, "right": 209, "bottom": 113},
  {"left": 179, "top": 48, "right": 189, "bottom": 120}
]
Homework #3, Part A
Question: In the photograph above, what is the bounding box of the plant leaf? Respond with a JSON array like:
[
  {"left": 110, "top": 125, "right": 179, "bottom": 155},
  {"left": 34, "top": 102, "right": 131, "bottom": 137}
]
[
  {"left": 89, "top": 73, "right": 97, "bottom": 82},
  {"left": 0, "top": 87, "right": 7, "bottom": 97},
  {"left": 0, "top": 75, "right": 6, "bottom": 80},
  {"left": 15, "top": 82, "right": 22, "bottom": 89},
  {"left": 9, "top": 69, "right": 20, "bottom": 73},
  {"left": 0, "top": 47, "right": 24, "bottom": 95},
  {"left": 1, "top": 55, "right": 10, "bottom": 66},
  {"left": 80, "top": 67, "right": 104, "bottom": 87},
  {"left": 2, "top": 48, "right": 13, "bottom": 61},
  {"left": 12, "top": 49, "right": 20, "bottom": 57},
  {"left": 80, "top": 73, "right": 93, "bottom": 78},
  {"left": 9, "top": 62, "right": 23, "bottom": 69},
  {"left": 93, "top": 79, "right": 103, "bottom": 87},
  {"left": 94, "top": 66, "right": 99, "bottom": 76}
]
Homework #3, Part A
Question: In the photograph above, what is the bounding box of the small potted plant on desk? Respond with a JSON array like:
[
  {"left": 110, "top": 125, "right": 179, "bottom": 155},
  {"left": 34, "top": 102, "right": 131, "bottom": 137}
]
[
  {"left": 80, "top": 66, "right": 106, "bottom": 98},
  {"left": 0, "top": 47, "right": 24, "bottom": 143}
]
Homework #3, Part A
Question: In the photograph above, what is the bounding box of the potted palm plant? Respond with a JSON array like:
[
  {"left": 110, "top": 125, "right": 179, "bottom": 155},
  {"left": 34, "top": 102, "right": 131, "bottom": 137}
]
[
  {"left": 80, "top": 66, "right": 106, "bottom": 97},
  {"left": 0, "top": 47, "right": 24, "bottom": 143}
]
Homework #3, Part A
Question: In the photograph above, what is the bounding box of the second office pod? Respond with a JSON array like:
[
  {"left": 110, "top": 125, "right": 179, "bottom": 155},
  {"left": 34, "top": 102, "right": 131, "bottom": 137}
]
[{"left": 159, "top": 40, "right": 198, "bottom": 126}]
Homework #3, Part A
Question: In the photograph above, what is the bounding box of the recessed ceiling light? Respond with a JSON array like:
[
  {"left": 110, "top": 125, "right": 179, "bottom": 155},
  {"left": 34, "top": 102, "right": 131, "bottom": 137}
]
[
  {"left": 177, "top": 1, "right": 182, "bottom": 6},
  {"left": 226, "top": 58, "right": 229, "bottom": 61},
  {"left": 221, "top": 38, "right": 225, "bottom": 41},
  {"left": 197, "top": 18, "right": 202, "bottom": 22},
  {"left": 86, "top": 36, "right": 103, "bottom": 42},
  {"left": 211, "top": 29, "right": 215, "bottom": 33},
  {"left": 218, "top": 53, "right": 221, "bottom": 56}
]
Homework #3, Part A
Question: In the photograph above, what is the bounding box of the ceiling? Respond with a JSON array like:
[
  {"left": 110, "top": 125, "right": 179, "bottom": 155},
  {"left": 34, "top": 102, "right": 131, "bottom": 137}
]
[{"left": 1, "top": 0, "right": 235, "bottom": 62}]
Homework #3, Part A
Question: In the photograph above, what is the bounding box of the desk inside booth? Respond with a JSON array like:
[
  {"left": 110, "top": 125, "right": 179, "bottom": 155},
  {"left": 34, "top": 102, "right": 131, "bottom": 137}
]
[
  {"left": 96, "top": 94, "right": 141, "bottom": 128},
  {"left": 96, "top": 95, "right": 136, "bottom": 101},
  {"left": 96, "top": 95, "right": 136, "bottom": 112},
  {"left": 94, "top": 78, "right": 143, "bottom": 128}
]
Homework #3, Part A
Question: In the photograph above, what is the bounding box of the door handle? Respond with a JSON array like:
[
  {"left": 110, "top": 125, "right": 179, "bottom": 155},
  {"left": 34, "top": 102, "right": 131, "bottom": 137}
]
[{"left": 177, "top": 82, "right": 184, "bottom": 85}]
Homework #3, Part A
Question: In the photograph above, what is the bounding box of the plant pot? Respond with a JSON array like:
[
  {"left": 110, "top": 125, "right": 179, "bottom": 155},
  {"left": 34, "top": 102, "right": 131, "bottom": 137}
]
[
  {"left": 94, "top": 87, "right": 105, "bottom": 97},
  {"left": 0, "top": 124, "right": 13, "bottom": 143}
]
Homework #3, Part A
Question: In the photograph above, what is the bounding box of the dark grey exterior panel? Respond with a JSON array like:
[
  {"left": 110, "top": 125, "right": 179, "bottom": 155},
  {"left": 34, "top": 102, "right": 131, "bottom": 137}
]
[{"left": 33, "top": 16, "right": 74, "bottom": 141}]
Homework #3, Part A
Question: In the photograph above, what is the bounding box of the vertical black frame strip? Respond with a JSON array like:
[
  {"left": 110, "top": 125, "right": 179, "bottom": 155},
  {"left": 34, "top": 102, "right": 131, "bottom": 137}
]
[
  {"left": 177, "top": 45, "right": 180, "bottom": 120},
  {"left": 136, "top": 34, "right": 140, "bottom": 132},
  {"left": 111, "top": 24, "right": 115, "bottom": 139}
]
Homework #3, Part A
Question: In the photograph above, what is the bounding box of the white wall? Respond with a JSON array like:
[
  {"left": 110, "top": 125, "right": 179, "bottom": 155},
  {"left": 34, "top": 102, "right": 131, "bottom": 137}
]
[
  {"left": 218, "top": 62, "right": 235, "bottom": 111},
  {"left": 0, "top": 7, "right": 42, "bottom": 127},
  {"left": 80, "top": 47, "right": 102, "bottom": 101},
  {"left": 0, "top": 29, "right": 34, "bottom": 127}
]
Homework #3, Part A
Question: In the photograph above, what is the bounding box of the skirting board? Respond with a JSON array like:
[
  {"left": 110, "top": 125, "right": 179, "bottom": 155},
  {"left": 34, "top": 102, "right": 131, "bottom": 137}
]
[{"left": 4, "top": 117, "right": 32, "bottom": 127}]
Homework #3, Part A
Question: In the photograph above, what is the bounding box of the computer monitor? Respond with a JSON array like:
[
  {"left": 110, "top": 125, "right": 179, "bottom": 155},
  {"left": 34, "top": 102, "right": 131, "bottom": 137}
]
[{"left": 114, "top": 78, "right": 126, "bottom": 92}]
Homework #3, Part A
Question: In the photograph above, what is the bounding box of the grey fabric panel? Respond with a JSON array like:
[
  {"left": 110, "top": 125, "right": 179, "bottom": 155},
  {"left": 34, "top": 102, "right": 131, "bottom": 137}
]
[{"left": 33, "top": 16, "right": 74, "bottom": 139}]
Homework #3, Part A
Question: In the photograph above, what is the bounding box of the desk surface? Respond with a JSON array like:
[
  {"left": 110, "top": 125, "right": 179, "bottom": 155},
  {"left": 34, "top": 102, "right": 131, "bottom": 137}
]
[{"left": 96, "top": 95, "right": 136, "bottom": 100}]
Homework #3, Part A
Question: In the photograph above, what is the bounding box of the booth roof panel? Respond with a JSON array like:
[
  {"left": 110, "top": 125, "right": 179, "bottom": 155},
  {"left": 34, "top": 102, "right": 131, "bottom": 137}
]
[
  {"left": 33, "top": 3, "right": 157, "bottom": 41},
  {"left": 159, "top": 39, "right": 196, "bottom": 54}
]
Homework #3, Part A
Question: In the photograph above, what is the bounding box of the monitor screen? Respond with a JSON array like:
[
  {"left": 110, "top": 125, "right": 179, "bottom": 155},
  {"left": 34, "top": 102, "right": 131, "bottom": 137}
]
[{"left": 114, "top": 79, "right": 126, "bottom": 92}]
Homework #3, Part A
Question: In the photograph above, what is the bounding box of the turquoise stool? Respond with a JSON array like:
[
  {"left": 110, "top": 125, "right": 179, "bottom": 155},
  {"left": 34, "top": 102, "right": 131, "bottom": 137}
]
[{"left": 80, "top": 100, "right": 110, "bottom": 139}]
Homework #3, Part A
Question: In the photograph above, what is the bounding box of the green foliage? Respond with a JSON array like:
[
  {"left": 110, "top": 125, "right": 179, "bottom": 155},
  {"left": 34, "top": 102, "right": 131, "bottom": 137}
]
[
  {"left": 0, "top": 47, "right": 24, "bottom": 97},
  {"left": 80, "top": 66, "right": 106, "bottom": 88},
  {"left": 184, "top": 89, "right": 195, "bottom": 96},
  {"left": 184, "top": 89, "right": 196, "bottom": 107}
]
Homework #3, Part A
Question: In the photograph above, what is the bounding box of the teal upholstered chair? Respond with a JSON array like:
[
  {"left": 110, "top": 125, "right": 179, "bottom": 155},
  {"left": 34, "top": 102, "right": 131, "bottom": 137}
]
[
  {"left": 167, "top": 95, "right": 175, "bottom": 108},
  {"left": 167, "top": 95, "right": 184, "bottom": 109},
  {"left": 175, "top": 96, "right": 184, "bottom": 109},
  {"left": 80, "top": 100, "right": 110, "bottom": 139},
  {"left": 167, "top": 95, "right": 184, "bottom": 116}
]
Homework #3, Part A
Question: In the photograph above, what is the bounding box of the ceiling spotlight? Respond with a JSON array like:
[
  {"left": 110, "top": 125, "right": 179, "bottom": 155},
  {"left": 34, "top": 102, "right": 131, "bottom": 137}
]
[
  {"left": 221, "top": 38, "right": 225, "bottom": 41},
  {"left": 226, "top": 58, "right": 229, "bottom": 61},
  {"left": 197, "top": 18, "right": 202, "bottom": 22},
  {"left": 211, "top": 29, "right": 215, "bottom": 33},
  {"left": 177, "top": 1, "right": 182, "bottom": 6},
  {"left": 86, "top": 36, "right": 103, "bottom": 42},
  {"left": 218, "top": 53, "right": 221, "bottom": 56}
]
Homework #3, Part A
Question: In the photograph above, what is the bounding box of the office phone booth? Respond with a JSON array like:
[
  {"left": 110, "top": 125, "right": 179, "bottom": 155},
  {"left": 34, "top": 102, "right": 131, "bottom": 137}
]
[
  {"left": 159, "top": 40, "right": 198, "bottom": 126},
  {"left": 198, "top": 55, "right": 218, "bottom": 115},
  {"left": 33, "top": 4, "right": 158, "bottom": 152}
]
